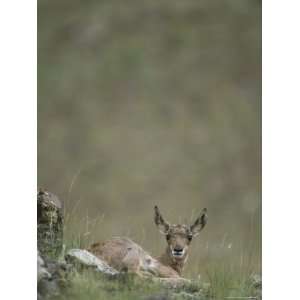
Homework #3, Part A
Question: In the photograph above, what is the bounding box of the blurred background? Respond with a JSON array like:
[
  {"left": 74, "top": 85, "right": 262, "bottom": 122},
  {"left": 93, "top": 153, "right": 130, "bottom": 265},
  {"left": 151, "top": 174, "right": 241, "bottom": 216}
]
[{"left": 38, "top": 0, "right": 261, "bottom": 277}]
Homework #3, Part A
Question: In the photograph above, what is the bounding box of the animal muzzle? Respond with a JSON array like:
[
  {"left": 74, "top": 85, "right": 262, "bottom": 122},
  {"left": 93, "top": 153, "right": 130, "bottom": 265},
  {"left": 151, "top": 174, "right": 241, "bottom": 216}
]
[{"left": 171, "top": 247, "right": 185, "bottom": 258}]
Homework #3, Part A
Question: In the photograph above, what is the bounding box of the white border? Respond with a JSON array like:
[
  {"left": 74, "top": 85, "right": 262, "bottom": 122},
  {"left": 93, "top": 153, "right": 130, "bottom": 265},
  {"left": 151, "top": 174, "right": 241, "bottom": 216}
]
[
  {"left": 263, "top": 0, "right": 300, "bottom": 299},
  {"left": 0, "top": 1, "right": 37, "bottom": 299}
]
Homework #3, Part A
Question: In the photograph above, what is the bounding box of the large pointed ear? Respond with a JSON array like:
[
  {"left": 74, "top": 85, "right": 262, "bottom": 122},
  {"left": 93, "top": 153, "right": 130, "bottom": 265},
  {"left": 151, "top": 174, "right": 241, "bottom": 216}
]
[
  {"left": 154, "top": 206, "right": 170, "bottom": 235},
  {"left": 190, "top": 208, "right": 207, "bottom": 236}
]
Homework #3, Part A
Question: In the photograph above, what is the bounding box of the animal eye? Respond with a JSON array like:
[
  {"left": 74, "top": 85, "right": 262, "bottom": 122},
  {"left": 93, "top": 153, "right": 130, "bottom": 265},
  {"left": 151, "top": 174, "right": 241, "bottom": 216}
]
[
  {"left": 166, "top": 234, "right": 171, "bottom": 240},
  {"left": 187, "top": 235, "right": 193, "bottom": 241}
]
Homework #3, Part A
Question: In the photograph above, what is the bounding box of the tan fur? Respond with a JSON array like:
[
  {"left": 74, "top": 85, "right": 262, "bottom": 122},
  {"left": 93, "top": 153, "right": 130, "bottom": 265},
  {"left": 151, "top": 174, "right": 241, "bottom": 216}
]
[
  {"left": 156, "top": 226, "right": 191, "bottom": 275},
  {"left": 88, "top": 207, "right": 207, "bottom": 279},
  {"left": 88, "top": 237, "right": 180, "bottom": 278}
]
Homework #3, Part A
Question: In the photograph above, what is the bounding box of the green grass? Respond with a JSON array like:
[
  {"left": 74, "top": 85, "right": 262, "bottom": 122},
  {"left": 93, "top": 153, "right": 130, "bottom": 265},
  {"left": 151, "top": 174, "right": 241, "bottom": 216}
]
[
  {"left": 50, "top": 255, "right": 260, "bottom": 300},
  {"left": 52, "top": 270, "right": 168, "bottom": 300},
  {"left": 205, "top": 263, "right": 260, "bottom": 299},
  {"left": 51, "top": 268, "right": 260, "bottom": 300}
]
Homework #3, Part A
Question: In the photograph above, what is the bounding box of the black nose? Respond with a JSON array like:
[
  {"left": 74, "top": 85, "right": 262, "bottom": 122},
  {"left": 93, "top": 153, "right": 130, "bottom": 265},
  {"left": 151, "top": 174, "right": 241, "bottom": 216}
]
[{"left": 174, "top": 247, "right": 183, "bottom": 252}]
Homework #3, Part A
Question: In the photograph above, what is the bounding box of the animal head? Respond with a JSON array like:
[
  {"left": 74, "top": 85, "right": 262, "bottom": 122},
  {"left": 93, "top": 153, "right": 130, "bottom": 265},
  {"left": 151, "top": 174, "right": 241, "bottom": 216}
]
[{"left": 154, "top": 206, "right": 207, "bottom": 261}]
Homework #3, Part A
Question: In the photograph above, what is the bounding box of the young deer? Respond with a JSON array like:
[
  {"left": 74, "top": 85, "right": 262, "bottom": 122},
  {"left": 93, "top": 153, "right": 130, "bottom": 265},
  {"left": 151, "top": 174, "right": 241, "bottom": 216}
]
[{"left": 88, "top": 206, "right": 207, "bottom": 279}]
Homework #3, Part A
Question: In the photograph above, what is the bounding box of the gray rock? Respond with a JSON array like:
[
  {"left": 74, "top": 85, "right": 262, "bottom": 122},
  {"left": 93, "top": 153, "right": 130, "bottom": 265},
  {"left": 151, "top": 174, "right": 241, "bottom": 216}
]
[
  {"left": 65, "top": 248, "right": 119, "bottom": 277},
  {"left": 250, "top": 273, "right": 262, "bottom": 288},
  {"left": 37, "top": 189, "right": 63, "bottom": 258},
  {"left": 37, "top": 251, "right": 72, "bottom": 299},
  {"left": 172, "top": 291, "right": 205, "bottom": 300},
  {"left": 250, "top": 273, "right": 262, "bottom": 300},
  {"left": 38, "top": 251, "right": 51, "bottom": 282}
]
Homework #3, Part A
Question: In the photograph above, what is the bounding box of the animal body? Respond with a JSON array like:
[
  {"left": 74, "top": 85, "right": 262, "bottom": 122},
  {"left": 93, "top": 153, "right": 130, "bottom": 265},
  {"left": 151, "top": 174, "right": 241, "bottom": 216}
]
[{"left": 88, "top": 206, "right": 207, "bottom": 279}]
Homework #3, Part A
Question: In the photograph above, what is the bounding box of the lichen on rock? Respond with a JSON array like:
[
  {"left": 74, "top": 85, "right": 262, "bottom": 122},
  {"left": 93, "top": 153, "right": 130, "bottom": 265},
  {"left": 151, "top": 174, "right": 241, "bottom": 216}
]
[{"left": 37, "top": 189, "right": 64, "bottom": 258}]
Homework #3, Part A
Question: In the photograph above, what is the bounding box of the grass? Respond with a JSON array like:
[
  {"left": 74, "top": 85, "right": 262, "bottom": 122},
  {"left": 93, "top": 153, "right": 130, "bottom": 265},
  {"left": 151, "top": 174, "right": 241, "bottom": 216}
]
[
  {"left": 205, "top": 263, "right": 260, "bottom": 299},
  {"left": 49, "top": 239, "right": 260, "bottom": 300},
  {"left": 52, "top": 270, "right": 168, "bottom": 300},
  {"left": 50, "top": 264, "right": 260, "bottom": 300}
]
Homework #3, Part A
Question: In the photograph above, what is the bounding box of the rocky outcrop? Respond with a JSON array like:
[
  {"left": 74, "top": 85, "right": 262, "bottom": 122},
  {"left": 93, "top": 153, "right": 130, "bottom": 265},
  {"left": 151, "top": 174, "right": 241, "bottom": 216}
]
[
  {"left": 38, "top": 261, "right": 71, "bottom": 299},
  {"left": 38, "top": 251, "right": 51, "bottom": 282},
  {"left": 37, "top": 189, "right": 63, "bottom": 258},
  {"left": 37, "top": 189, "right": 67, "bottom": 299},
  {"left": 37, "top": 250, "right": 71, "bottom": 300}
]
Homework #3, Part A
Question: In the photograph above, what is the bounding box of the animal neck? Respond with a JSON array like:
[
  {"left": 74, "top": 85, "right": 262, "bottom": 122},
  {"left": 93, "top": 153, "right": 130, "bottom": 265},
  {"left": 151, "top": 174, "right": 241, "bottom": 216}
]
[{"left": 157, "top": 247, "right": 188, "bottom": 275}]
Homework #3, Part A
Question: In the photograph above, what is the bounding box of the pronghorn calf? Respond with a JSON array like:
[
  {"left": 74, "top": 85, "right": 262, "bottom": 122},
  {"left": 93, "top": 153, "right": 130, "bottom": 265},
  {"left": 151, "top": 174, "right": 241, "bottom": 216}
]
[{"left": 88, "top": 206, "right": 207, "bottom": 279}]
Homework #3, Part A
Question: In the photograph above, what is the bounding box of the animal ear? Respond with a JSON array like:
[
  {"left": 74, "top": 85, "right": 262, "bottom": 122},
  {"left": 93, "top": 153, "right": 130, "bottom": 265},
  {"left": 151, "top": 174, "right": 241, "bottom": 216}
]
[
  {"left": 190, "top": 208, "right": 207, "bottom": 236},
  {"left": 154, "top": 206, "right": 170, "bottom": 235}
]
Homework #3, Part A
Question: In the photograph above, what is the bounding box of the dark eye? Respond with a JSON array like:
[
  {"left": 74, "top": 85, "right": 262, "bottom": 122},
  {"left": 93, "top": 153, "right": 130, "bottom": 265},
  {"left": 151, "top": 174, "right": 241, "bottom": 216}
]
[
  {"left": 187, "top": 235, "right": 193, "bottom": 241},
  {"left": 166, "top": 234, "right": 171, "bottom": 241}
]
